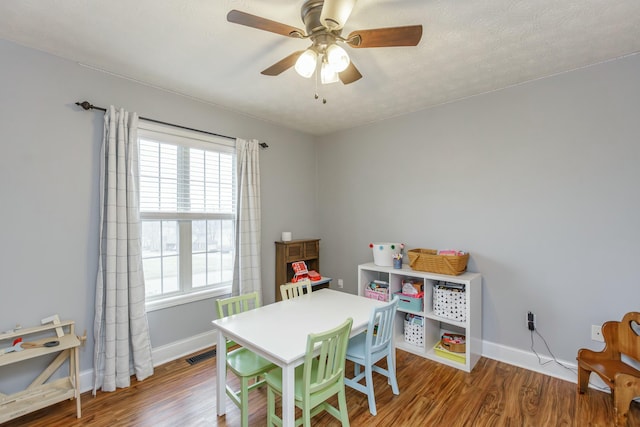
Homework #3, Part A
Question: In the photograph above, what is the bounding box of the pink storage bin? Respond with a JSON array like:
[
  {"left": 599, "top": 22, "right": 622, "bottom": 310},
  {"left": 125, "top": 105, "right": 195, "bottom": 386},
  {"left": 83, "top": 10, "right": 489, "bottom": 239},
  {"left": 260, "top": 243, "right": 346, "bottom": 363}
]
[{"left": 364, "top": 288, "right": 389, "bottom": 302}]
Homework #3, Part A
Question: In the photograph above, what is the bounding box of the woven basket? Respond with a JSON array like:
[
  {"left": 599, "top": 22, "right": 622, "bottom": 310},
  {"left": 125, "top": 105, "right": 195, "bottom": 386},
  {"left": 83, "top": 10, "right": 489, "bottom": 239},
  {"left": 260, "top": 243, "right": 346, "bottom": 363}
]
[
  {"left": 440, "top": 333, "right": 466, "bottom": 353},
  {"left": 407, "top": 249, "right": 469, "bottom": 276}
]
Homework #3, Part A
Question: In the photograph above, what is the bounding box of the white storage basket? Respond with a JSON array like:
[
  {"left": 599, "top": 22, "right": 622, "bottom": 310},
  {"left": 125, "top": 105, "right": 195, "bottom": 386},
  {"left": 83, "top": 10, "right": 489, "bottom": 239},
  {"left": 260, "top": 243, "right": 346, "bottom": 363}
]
[
  {"left": 403, "top": 316, "right": 424, "bottom": 346},
  {"left": 433, "top": 282, "right": 466, "bottom": 322}
]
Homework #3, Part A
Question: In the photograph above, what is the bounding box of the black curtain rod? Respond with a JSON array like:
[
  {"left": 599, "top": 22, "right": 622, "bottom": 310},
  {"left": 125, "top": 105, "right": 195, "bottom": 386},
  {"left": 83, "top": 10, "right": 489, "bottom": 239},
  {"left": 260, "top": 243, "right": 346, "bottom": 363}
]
[{"left": 75, "top": 101, "right": 268, "bottom": 148}]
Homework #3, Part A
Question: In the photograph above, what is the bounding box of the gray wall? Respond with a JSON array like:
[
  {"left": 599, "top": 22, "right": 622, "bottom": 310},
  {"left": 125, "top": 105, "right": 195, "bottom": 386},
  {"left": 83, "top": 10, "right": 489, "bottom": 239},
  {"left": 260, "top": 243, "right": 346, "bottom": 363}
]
[
  {"left": 0, "top": 39, "right": 317, "bottom": 392},
  {"left": 2, "top": 35, "right": 639, "bottom": 393},
  {"left": 316, "top": 53, "right": 640, "bottom": 363}
]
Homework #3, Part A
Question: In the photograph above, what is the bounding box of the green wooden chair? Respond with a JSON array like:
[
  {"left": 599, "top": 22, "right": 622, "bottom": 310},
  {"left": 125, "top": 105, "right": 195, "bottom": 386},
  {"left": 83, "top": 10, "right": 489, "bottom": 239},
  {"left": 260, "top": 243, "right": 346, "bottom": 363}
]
[
  {"left": 216, "top": 292, "right": 277, "bottom": 427},
  {"left": 265, "top": 317, "right": 353, "bottom": 427},
  {"left": 280, "top": 278, "right": 312, "bottom": 300}
]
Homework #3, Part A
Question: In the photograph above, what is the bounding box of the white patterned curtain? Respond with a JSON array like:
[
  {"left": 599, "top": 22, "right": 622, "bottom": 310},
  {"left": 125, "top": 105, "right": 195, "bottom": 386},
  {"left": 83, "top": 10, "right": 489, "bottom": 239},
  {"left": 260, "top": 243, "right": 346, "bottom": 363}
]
[
  {"left": 93, "top": 106, "right": 154, "bottom": 394},
  {"left": 232, "top": 139, "right": 262, "bottom": 297}
]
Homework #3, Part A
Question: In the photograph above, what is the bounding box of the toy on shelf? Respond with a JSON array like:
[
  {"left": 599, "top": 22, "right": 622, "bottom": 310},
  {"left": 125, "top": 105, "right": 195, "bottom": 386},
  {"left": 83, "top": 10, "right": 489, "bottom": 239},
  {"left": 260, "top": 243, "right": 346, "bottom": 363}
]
[
  {"left": 364, "top": 280, "right": 389, "bottom": 301},
  {"left": 307, "top": 270, "right": 321, "bottom": 281},
  {"left": 291, "top": 261, "right": 320, "bottom": 282}
]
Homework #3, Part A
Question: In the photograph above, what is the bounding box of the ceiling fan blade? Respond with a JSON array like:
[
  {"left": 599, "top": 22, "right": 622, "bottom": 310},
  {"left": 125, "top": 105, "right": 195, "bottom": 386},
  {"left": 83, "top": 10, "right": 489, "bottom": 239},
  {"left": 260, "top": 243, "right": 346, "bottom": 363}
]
[
  {"left": 339, "top": 61, "right": 362, "bottom": 85},
  {"left": 346, "top": 25, "right": 423, "bottom": 48},
  {"left": 261, "top": 51, "right": 304, "bottom": 76},
  {"left": 227, "top": 10, "right": 305, "bottom": 38},
  {"left": 320, "top": 0, "right": 357, "bottom": 30}
]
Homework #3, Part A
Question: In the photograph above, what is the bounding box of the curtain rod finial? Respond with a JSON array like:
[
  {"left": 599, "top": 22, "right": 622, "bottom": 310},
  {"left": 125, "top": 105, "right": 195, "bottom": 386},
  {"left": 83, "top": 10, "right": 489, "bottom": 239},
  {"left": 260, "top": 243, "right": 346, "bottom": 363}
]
[
  {"left": 76, "top": 101, "right": 93, "bottom": 110},
  {"left": 259, "top": 142, "right": 269, "bottom": 148}
]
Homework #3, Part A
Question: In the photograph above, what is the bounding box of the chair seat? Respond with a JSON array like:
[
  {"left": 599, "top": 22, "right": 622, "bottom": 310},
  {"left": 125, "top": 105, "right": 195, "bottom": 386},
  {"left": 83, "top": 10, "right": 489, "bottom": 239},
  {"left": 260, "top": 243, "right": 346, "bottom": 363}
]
[
  {"left": 579, "top": 357, "right": 640, "bottom": 386},
  {"left": 264, "top": 360, "right": 320, "bottom": 401},
  {"left": 227, "top": 347, "right": 276, "bottom": 378},
  {"left": 345, "top": 332, "right": 366, "bottom": 359}
]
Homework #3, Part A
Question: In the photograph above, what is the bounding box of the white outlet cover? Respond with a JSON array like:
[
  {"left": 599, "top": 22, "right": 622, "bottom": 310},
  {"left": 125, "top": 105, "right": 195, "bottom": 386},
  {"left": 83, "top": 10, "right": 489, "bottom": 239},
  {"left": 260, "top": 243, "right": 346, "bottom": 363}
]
[{"left": 591, "top": 325, "right": 604, "bottom": 342}]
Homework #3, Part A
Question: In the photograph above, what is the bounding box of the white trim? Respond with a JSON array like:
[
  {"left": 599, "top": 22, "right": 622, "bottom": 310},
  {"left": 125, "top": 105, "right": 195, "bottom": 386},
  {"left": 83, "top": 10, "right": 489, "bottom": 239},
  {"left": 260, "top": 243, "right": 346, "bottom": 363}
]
[
  {"left": 151, "top": 329, "right": 218, "bottom": 367},
  {"left": 138, "top": 120, "right": 235, "bottom": 150},
  {"left": 481, "top": 339, "right": 610, "bottom": 392},
  {"left": 80, "top": 330, "right": 218, "bottom": 394},
  {"left": 145, "top": 285, "right": 232, "bottom": 312}
]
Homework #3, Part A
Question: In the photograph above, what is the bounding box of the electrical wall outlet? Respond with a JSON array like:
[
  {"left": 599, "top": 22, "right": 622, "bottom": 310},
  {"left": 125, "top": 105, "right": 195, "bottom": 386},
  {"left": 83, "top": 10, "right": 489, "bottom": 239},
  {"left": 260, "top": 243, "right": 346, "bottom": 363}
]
[
  {"left": 527, "top": 311, "right": 535, "bottom": 331},
  {"left": 337, "top": 279, "right": 344, "bottom": 288},
  {"left": 591, "top": 325, "right": 604, "bottom": 342}
]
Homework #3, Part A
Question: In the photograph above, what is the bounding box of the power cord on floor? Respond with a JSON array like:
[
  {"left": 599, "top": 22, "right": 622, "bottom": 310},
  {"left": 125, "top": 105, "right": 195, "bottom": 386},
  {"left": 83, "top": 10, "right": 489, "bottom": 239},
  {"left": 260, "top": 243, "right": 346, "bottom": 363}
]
[{"left": 530, "top": 328, "right": 610, "bottom": 392}]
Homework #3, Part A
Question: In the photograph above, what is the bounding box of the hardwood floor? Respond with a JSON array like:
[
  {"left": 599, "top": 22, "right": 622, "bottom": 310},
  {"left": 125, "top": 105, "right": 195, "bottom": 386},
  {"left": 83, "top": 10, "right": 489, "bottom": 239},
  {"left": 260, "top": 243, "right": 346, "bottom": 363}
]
[{"left": 3, "top": 349, "right": 638, "bottom": 426}]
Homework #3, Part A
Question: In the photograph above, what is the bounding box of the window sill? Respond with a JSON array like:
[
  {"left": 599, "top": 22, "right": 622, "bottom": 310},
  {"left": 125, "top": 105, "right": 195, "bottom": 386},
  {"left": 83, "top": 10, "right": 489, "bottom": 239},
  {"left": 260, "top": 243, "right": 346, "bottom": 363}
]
[{"left": 145, "top": 286, "right": 232, "bottom": 312}]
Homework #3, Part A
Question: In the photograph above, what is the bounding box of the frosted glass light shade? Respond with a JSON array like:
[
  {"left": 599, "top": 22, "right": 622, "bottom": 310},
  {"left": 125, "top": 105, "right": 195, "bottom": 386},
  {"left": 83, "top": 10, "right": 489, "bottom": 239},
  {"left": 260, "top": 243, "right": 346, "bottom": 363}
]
[
  {"left": 320, "top": 0, "right": 357, "bottom": 30},
  {"left": 320, "top": 61, "right": 339, "bottom": 84},
  {"left": 294, "top": 49, "right": 318, "bottom": 78},
  {"left": 326, "top": 44, "right": 350, "bottom": 72}
]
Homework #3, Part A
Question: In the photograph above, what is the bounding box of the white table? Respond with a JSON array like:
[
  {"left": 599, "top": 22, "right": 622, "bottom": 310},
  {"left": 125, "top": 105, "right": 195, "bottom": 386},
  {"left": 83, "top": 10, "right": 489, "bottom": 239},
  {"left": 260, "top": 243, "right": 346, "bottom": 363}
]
[{"left": 212, "top": 288, "right": 386, "bottom": 427}]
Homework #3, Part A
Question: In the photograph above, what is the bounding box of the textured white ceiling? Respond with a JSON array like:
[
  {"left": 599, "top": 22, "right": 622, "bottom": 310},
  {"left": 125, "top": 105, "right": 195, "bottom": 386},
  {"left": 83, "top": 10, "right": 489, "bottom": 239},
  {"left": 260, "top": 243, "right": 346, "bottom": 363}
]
[{"left": 1, "top": 0, "right": 639, "bottom": 135}]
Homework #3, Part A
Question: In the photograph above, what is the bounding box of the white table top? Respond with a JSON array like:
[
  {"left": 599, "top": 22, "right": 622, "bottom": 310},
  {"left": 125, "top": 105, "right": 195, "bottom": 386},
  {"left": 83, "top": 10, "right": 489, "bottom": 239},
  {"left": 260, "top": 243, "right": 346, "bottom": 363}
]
[{"left": 212, "top": 288, "right": 385, "bottom": 365}]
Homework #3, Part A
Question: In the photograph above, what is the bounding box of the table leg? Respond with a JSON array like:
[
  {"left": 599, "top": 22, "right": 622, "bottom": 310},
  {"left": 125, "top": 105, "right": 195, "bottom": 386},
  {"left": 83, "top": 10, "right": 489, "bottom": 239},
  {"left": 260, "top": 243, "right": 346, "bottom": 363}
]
[
  {"left": 282, "top": 365, "right": 295, "bottom": 427},
  {"left": 216, "top": 331, "right": 227, "bottom": 416},
  {"left": 74, "top": 346, "right": 81, "bottom": 418}
]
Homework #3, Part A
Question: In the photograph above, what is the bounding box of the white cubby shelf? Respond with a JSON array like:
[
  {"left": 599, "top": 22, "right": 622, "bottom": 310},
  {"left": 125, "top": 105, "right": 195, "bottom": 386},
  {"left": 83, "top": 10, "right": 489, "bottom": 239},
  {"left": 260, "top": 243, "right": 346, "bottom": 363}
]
[{"left": 358, "top": 262, "right": 482, "bottom": 373}]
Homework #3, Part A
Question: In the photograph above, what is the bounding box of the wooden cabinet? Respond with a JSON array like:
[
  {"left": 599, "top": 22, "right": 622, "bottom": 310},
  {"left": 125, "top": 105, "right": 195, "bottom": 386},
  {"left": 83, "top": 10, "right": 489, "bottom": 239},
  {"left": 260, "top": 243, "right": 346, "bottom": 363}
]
[
  {"left": 358, "top": 262, "right": 482, "bottom": 372},
  {"left": 0, "top": 320, "right": 81, "bottom": 422},
  {"left": 275, "top": 239, "right": 328, "bottom": 301}
]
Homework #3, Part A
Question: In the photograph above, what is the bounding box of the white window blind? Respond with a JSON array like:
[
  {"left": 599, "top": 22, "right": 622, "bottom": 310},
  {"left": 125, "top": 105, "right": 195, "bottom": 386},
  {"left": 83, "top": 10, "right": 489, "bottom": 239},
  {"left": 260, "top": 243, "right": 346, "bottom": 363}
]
[{"left": 137, "top": 121, "right": 236, "bottom": 310}]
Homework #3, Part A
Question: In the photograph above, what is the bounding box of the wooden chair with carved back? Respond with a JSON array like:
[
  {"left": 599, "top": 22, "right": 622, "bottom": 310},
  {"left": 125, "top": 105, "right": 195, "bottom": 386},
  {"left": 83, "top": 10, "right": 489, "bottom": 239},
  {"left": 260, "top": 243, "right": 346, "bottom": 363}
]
[{"left": 577, "top": 311, "right": 640, "bottom": 426}]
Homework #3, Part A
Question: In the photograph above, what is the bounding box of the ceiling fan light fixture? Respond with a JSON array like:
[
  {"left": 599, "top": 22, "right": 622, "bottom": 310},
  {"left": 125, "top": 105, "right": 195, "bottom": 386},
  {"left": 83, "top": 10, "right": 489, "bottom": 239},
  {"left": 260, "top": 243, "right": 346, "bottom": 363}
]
[
  {"left": 320, "top": 61, "right": 339, "bottom": 84},
  {"left": 326, "top": 44, "right": 350, "bottom": 72},
  {"left": 294, "top": 49, "right": 318, "bottom": 78},
  {"left": 320, "top": 0, "right": 357, "bottom": 30}
]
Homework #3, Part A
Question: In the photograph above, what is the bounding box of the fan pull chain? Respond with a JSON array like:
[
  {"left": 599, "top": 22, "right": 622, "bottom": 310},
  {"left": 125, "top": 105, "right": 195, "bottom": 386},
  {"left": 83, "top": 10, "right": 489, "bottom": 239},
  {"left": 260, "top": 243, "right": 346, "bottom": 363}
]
[{"left": 314, "top": 71, "right": 327, "bottom": 104}]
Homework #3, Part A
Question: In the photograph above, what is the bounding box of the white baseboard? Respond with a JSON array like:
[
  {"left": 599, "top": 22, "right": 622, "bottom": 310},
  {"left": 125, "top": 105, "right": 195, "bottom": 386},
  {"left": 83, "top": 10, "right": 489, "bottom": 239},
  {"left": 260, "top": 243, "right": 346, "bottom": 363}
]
[
  {"left": 80, "top": 333, "right": 610, "bottom": 395},
  {"left": 151, "top": 330, "right": 218, "bottom": 367},
  {"left": 79, "top": 330, "right": 218, "bottom": 394},
  {"left": 481, "top": 339, "right": 610, "bottom": 393}
]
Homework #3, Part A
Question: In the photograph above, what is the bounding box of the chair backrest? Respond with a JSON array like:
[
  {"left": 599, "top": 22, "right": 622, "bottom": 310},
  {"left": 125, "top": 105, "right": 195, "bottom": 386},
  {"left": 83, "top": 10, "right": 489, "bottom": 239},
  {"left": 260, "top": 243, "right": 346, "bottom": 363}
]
[
  {"left": 365, "top": 297, "right": 399, "bottom": 358},
  {"left": 216, "top": 292, "right": 261, "bottom": 318},
  {"left": 604, "top": 311, "right": 640, "bottom": 361},
  {"left": 216, "top": 292, "right": 261, "bottom": 349},
  {"left": 303, "top": 317, "right": 353, "bottom": 398},
  {"left": 280, "top": 279, "right": 312, "bottom": 300}
]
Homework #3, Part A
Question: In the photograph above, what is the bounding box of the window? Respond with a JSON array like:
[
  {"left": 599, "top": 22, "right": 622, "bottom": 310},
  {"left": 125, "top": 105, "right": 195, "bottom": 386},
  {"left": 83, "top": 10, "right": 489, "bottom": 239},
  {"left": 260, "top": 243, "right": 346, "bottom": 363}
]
[{"left": 137, "top": 121, "right": 236, "bottom": 310}]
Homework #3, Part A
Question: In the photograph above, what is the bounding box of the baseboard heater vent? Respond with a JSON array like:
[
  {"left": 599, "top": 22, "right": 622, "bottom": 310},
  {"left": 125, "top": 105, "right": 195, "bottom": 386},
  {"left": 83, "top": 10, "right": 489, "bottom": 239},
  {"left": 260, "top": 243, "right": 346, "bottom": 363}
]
[{"left": 186, "top": 349, "right": 216, "bottom": 365}]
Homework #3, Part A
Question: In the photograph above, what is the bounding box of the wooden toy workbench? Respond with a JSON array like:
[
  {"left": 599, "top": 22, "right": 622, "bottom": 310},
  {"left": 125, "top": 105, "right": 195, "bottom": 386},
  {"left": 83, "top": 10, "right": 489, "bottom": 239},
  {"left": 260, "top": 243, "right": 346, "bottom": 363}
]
[{"left": 0, "top": 319, "right": 82, "bottom": 422}]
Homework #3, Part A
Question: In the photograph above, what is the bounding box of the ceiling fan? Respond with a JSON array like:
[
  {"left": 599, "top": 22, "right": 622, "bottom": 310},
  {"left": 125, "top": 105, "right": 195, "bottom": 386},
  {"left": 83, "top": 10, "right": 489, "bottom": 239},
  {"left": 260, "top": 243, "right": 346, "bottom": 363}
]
[{"left": 227, "top": 0, "right": 423, "bottom": 85}]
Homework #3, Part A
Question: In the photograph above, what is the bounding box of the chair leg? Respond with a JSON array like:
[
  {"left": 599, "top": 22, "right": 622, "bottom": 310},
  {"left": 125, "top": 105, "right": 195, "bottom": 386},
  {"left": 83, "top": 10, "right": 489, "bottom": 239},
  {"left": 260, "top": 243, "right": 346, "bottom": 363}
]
[
  {"left": 613, "top": 374, "right": 640, "bottom": 427},
  {"left": 386, "top": 353, "right": 399, "bottom": 395},
  {"left": 337, "top": 388, "right": 351, "bottom": 427},
  {"left": 302, "top": 406, "right": 312, "bottom": 427},
  {"left": 613, "top": 386, "right": 633, "bottom": 426},
  {"left": 577, "top": 363, "right": 591, "bottom": 394},
  {"left": 364, "top": 363, "right": 377, "bottom": 416},
  {"left": 267, "top": 385, "right": 277, "bottom": 427},
  {"left": 240, "top": 376, "right": 250, "bottom": 427}
]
